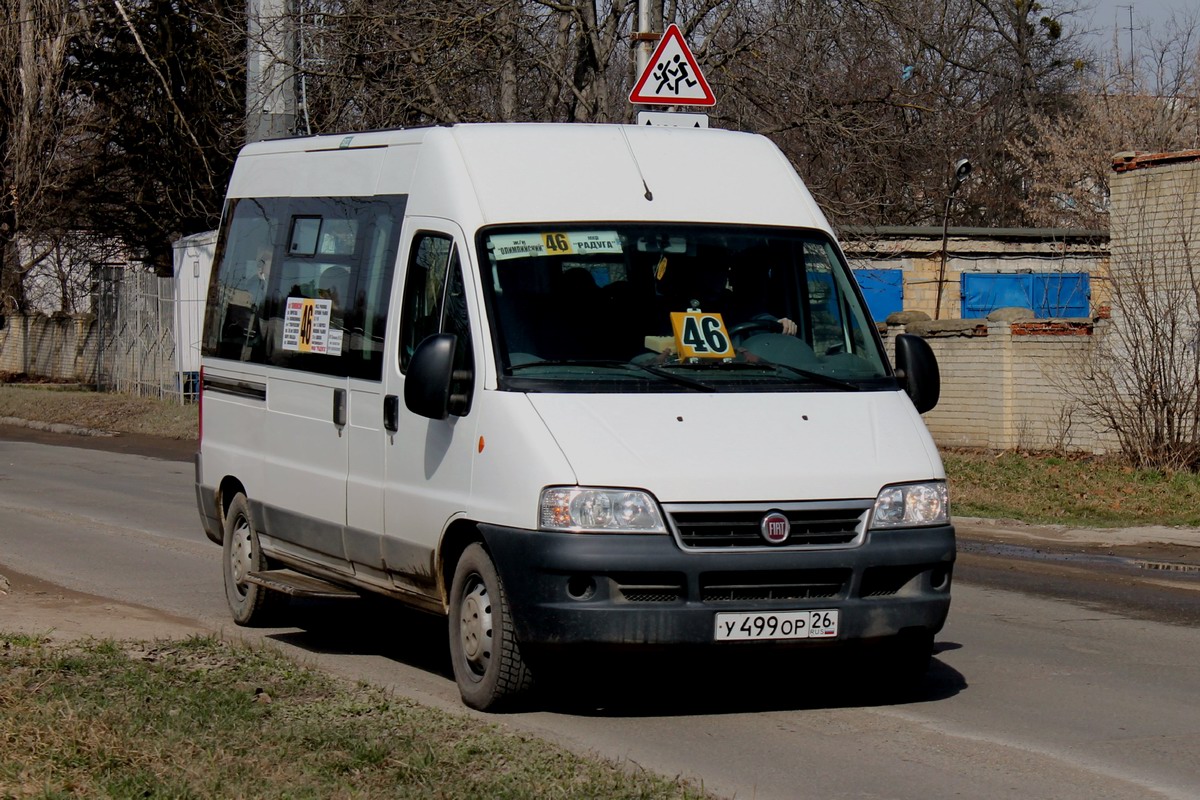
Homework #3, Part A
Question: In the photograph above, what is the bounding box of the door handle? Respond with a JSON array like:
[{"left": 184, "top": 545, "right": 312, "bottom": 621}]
[
  {"left": 384, "top": 394, "right": 399, "bottom": 433},
  {"left": 333, "top": 388, "right": 347, "bottom": 427}
]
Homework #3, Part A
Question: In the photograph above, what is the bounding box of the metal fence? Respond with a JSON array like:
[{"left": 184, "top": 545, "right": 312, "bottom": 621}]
[{"left": 94, "top": 268, "right": 193, "bottom": 402}]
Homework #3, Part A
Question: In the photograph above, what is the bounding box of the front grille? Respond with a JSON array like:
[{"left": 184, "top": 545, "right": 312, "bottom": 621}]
[
  {"left": 700, "top": 569, "right": 850, "bottom": 602},
  {"left": 860, "top": 564, "right": 926, "bottom": 597},
  {"left": 666, "top": 503, "right": 869, "bottom": 550},
  {"left": 612, "top": 572, "right": 685, "bottom": 603},
  {"left": 620, "top": 588, "right": 683, "bottom": 603}
]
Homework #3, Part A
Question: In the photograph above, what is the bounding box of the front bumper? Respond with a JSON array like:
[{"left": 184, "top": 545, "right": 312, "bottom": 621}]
[{"left": 480, "top": 523, "right": 955, "bottom": 648}]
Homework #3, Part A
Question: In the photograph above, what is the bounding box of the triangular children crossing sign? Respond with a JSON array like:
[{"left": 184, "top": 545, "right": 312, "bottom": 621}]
[{"left": 629, "top": 24, "right": 716, "bottom": 106}]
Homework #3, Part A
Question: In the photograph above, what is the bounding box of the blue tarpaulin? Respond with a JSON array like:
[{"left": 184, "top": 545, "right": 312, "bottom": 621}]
[
  {"left": 852, "top": 268, "right": 904, "bottom": 322},
  {"left": 960, "top": 272, "right": 1090, "bottom": 318}
]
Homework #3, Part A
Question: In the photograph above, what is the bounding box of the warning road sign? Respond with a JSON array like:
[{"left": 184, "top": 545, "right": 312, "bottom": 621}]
[{"left": 629, "top": 24, "right": 715, "bottom": 106}]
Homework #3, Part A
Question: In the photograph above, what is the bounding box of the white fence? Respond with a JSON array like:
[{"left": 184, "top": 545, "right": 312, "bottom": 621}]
[
  {"left": 0, "top": 270, "right": 194, "bottom": 402},
  {"left": 94, "top": 268, "right": 193, "bottom": 401}
]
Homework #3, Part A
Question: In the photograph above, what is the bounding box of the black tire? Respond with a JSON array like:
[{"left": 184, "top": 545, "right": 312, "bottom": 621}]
[
  {"left": 893, "top": 629, "right": 934, "bottom": 679},
  {"left": 448, "top": 543, "right": 534, "bottom": 711},
  {"left": 871, "top": 630, "right": 934, "bottom": 700},
  {"left": 221, "top": 493, "right": 282, "bottom": 626}
]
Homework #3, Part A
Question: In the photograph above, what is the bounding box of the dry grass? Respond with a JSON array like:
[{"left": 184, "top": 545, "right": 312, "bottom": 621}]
[
  {"left": 0, "top": 634, "right": 709, "bottom": 800},
  {"left": 943, "top": 448, "right": 1200, "bottom": 528},
  {"left": 0, "top": 384, "right": 197, "bottom": 440}
]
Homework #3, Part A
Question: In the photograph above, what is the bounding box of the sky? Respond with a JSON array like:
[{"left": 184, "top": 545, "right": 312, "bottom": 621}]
[
  {"left": 1078, "top": 0, "right": 1196, "bottom": 50},
  {"left": 1068, "top": 0, "right": 1198, "bottom": 89}
]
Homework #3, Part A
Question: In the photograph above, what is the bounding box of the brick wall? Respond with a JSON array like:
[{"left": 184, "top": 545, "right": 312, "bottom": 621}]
[
  {"left": 1109, "top": 158, "right": 1200, "bottom": 330},
  {"left": 890, "top": 320, "right": 1120, "bottom": 454},
  {"left": 1100, "top": 154, "right": 1200, "bottom": 465},
  {"left": 0, "top": 314, "right": 98, "bottom": 383}
]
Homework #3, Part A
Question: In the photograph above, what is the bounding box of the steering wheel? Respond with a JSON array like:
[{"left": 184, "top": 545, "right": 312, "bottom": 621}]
[{"left": 728, "top": 318, "right": 783, "bottom": 342}]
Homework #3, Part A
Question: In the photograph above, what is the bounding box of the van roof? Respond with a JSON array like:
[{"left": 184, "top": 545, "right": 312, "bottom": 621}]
[{"left": 231, "top": 123, "right": 831, "bottom": 232}]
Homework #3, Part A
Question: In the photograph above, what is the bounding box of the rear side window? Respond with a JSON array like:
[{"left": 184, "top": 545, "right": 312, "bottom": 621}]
[{"left": 203, "top": 195, "right": 406, "bottom": 380}]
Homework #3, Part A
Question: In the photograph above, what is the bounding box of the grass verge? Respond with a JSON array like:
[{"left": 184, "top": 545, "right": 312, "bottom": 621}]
[
  {"left": 0, "top": 384, "right": 197, "bottom": 440},
  {"left": 0, "top": 633, "right": 708, "bottom": 800},
  {"left": 943, "top": 449, "right": 1200, "bottom": 528}
]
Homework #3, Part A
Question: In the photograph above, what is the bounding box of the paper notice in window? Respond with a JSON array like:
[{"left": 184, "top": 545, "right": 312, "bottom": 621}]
[{"left": 282, "top": 297, "right": 333, "bottom": 354}]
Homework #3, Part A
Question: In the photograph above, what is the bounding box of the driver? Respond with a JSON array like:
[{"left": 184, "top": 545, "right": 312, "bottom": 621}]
[
  {"left": 726, "top": 256, "right": 797, "bottom": 335},
  {"left": 656, "top": 246, "right": 797, "bottom": 335}
]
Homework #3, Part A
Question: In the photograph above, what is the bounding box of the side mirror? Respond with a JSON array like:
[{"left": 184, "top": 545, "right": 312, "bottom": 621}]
[
  {"left": 405, "top": 334, "right": 457, "bottom": 420},
  {"left": 894, "top": 333, "right": 940, "bottom": 414}
]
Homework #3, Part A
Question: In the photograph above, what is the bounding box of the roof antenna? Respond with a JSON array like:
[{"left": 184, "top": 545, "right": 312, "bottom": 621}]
[{"left": 619, "top": 128, "right": 654, "bottom": 201}]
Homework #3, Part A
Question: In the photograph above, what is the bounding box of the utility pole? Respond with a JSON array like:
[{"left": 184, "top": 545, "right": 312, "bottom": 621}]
[
  {"left": 246, "top": 0, "right": 297, "bottom": 143},
  {"left": 935, "top": 158, "right": 972, "bottom": 321},
  {"left": 1116, "top": 5, "right": 1135, "bottom": 85},
  {"left": 634, "top": 0, "right": 664, "bottom": 85}
]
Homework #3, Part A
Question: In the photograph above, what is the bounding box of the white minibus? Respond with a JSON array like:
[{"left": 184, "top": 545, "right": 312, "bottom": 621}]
[{"left": 195, "top": 123, "right": 954, "bottom": 710}]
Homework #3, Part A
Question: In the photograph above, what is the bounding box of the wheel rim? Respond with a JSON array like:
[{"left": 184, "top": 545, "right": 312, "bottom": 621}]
[
  {"left": 458, "top": 575, "right": 494, "bottom": 680},
  {"left": 229, "top": 514, "right": 253, "bottom": 598}
]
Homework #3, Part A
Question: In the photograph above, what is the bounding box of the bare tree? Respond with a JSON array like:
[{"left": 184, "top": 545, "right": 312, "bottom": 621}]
[
  {"left": 1012, "top": 11, "right": 1200, "bottom": 229},
  {"left": 0, "top": 0, "right": 1170, "bottom": 306},
  {"left": 288, "top": 1, "right": 740, "bottom": 131},
  {"left": 709, "top": 0, "right": 1089, "bottom": 227},
  {"left": 0, "top": 0, "right": 85, "bottom": 315},
  {"left": 67, "top": 0, "right": 244, "bottom": 273},
  {"left": 21, "top": 233, "right": 128, "bottom": 314},
  {"left": 1067, "top": 169, "right": 1200, "bottom": 470},
  {"left": 289, "top": 2, "right": 533, "bottom": 129}
]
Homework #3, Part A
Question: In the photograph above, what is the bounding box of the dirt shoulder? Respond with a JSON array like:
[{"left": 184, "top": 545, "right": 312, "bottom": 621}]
[
  {"left": 0, "top": 566, "right": 209, "bottom": 643},
  {"left": 0, "top": 420, "right": 196, "bottom": 462}
]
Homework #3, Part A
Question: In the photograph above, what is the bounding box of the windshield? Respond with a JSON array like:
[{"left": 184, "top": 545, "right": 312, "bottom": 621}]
[{"left": 481, "top": 224, "right": 892, "bottom": 393}]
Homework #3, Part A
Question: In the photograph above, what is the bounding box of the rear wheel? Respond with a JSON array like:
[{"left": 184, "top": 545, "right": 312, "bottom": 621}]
[
  {"left": 448, "top": 543, "right": 533, "bottom": 711},
  {"left": 222, "top": 493, "right": 282, "bottom": 626}
]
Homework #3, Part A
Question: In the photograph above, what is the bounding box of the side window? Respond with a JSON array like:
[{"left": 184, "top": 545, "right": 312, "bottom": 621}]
[
  {"left": 203, "top": 195, "right": 405, "bottom": 380},
  {"left": 399, "top": 234, "right": 474, "bottom": 403},
  {"left": 399, "top": 234, "right": 452, "bottom": 371},
  {"left": 803, "top": 241, "right": 873, "bottom": 356}
]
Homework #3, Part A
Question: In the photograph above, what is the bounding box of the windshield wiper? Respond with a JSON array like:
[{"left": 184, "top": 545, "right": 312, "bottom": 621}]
[
  {"left": 507, "top": 359, "right": 715, "bottom": 392},
  {"left": 509, "top": 359, "right": 629, "bottom": 372},
  {"left": 665, "top": 360, "right": 860, "bottom": 391},
  {"left": 631, "top": 362, "right": 716, "bottom": 392},
  {"left": 756, "top": 362, "right": 860, "bottom": 391}
]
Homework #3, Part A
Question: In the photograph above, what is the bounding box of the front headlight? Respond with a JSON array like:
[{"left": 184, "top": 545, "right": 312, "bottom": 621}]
[
  {"left": 539, "top": 487, "right": 666, "bottom": 533},
  {"left": 870, "top": 481, "right": 949, "bottom": 529}
]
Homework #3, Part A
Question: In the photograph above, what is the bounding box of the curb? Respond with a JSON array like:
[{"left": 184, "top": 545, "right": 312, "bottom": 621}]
[
  {"left": 955, "top": 515, "right": 1200, "bottom": 550},
  {"left": 0, "top": 416, "right": 116, "bottom": 438}
]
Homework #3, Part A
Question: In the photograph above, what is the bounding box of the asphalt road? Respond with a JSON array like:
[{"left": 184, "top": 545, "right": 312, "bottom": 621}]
[{"left": 2, "top": 427, "right": 1199, "bottom": 799}]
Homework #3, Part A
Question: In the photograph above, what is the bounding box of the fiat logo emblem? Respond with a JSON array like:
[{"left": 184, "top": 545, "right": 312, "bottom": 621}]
[{"left": 760, "top": 511, "right": 790, "bottom": 544}]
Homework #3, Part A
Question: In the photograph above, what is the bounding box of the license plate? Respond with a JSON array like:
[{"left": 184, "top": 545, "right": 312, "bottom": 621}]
[{"left": 714, "top": 610, "right": 839, "bottom": 641}]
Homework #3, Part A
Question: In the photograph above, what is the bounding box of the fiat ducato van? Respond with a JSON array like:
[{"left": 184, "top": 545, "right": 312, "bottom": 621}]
[{"left": 195, "top": 123, "right": 954, "bottom": 710}]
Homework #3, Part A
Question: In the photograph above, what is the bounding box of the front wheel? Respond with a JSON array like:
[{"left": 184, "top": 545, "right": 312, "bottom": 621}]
[
  {"left": 865, "top": 630, "right": 934, "bottom": 700},
  {"left": 222, "top": 492, "right": 282, "bottom": 626},
  {"left": 448, "top": 543, "right": 534, "bottom": 711}
]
